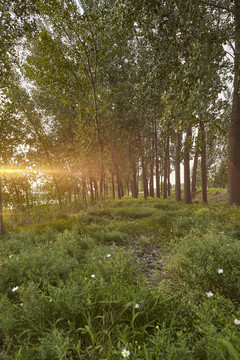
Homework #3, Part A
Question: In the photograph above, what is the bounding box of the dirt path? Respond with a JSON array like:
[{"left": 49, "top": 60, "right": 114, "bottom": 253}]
[{"left": 121, "top": 242, "right": 165, "bottom": 283}]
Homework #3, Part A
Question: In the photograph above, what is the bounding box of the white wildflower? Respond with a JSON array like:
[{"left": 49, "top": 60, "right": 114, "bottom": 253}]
[{"left": 121, "top": 349, "right": 130, "bottom": 358}]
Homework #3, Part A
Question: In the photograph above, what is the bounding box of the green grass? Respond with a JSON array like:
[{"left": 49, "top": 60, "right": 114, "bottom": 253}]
[{"left": 0, "top": 195, "right": 240, "bottom": 359}]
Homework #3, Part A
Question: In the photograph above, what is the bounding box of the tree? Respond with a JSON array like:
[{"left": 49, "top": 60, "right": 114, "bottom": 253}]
[{"left": 228, "top": 0, "right": 240, "bottom": 205}]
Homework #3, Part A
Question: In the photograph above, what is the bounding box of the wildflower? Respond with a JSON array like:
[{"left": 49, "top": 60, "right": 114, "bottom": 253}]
[
  {"left": 206, "top": 291, "right": 213, "bottom": 297},
  {"left": 12, "top": 286, "right": 19, "bottom": 292},
  {"left": 156, "top": 325, "right": 159, "bottom": 329},
  {"left": 20, "top": 303, "right": 23, "bottom": 307},
  {"left": 106, "top": 254, "right": 111, "bottom": 258},
  {"left": 121, "top": 349, "right": 130, "bottom": 358},
  {"left": 49, "top": 299, "right": 53, "bottom": 303},
  {"left": 9, "top": 255, "right": 13, "bottom": 259},
  {"left": 135, "top": 303, "right": 140, "bottom": 309},
  {"left": 218, "top": 269, "right": 223, "bottom": 274},
  {"left": 91, "top": 274, "right": 96, "bottom": 278},
  {"left": 234, "top": 319, "right": 240, "bottom": 325}
]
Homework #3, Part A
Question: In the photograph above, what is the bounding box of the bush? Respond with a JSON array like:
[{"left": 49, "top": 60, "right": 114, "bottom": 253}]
[{"left": 167, "top": 230, "right": 240, "bottom": 302}]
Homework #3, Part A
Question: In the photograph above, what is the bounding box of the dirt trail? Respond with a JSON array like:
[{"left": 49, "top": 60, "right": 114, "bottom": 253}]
[{"left": 124, "top": 191, "right": 228, "bottom": 283}]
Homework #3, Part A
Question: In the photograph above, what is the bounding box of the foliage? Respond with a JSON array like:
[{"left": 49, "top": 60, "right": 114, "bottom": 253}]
[{"left": 0, "top": 196, "right": 239, "bottom": 358}]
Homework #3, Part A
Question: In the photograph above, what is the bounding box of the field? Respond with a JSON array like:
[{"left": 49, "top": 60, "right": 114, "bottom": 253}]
[{"left": 0, "top": 195, "right": 240, "bottom": 359}]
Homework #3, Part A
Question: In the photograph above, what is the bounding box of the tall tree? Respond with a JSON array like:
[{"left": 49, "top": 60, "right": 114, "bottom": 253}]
[{"left": 228, "top": 0, "right": 240, "bottom": 205}]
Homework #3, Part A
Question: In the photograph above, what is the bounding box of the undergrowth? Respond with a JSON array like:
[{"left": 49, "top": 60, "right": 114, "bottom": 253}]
[{"left": 0, "top": 195, "right": 240, "bottom": 359}]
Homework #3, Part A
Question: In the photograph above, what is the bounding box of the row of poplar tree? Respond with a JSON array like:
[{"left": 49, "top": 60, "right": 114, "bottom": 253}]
[{"left": 0, "top": 0, "right": 239, "bottom": 232}]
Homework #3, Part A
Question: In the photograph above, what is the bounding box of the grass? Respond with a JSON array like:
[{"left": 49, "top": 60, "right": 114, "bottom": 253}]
[{"left": 0, "top": 193, "right": 240, "bottom": 359}]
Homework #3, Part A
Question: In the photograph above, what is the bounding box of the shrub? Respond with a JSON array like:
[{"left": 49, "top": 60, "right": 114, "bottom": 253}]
[{"left": 167, "top": 230, "right": 240, "bottom": 302}]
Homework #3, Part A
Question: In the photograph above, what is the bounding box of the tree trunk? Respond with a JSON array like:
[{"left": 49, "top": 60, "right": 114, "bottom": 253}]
[
  {"left": 82, "top": 174, "right": 87, "bottom": 210},
  {"left": 168, "top": 142, "right": 171, "bottom": 197},
  {"left": 54, "top": 179, "right": 63, "bottom": 212},
  {"left": 150, "top": 159, "right": 154, "bottom": 198},
  {"left": 191, "top": 151, "right": 199, "bottom": 199},
  {"left": 111, "top": 143, "right": 122, "bottom": 199},
  {"left": 163, "top": 137, "right": 169, "bottom": 198},
  {"left": 191, "top": 129, "right": 200, "bottom": 199},
  {"left": 111, "top": 169, "right": 115, "bottom": 198},
  {"left": 13, "top": 182, "right": 21, "bottom": 205},
  {"left": 184, "top": 128, "right": 192, "bottom": 204},
  {"left": 104, "top": 179, "right": 108, "bottom": 196},
  {"left": 117, "top": 172, "right": 122, "bottom": 199},
  {"left": 200, "top": 121, "right": 207, "bottom": 203},
  {"left": 25, "top": 187, "right": 30, "bottom": 215},
  {"left": 94, "top": 179, "right": 99, "bottom": 201},
  {"left": 92, "top": 83, "right": 104, "bottom": 196},
  {"left": 136, "top": 169, "right": 139, "bottom": 197},
  {"left": 121, "top": 183, "right": 124, "bottom": 197},
  {"left": 68, "top": 190, "right": 72, "bottom": 204},
  {"left": 129, "top": 149, "right": 138, "bottom": 198},
  {"left": 154, "top": 119, "right": 160, "bottom": 198},
  {"left": 149, "top": 128, "right": 154, "bottom": 198},
  {"left": 228, "top": 0, "right": 240, "bottom": 205},
  {"left": 0, "top": 178, "right": 5, "bottom": 235},
  {"left": 90, "top": 180, "right": 94, "bottom": 203},
  {"left": 175, "top": 132, "right": 182, "bottom": 201},
  {"left": 141, "top": 154, "right": 148, "bottom": 199}
]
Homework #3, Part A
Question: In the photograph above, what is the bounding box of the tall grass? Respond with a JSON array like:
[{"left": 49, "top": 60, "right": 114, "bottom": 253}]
[{"left": 0, "top": 194, "right": 240, "bottom": 359}]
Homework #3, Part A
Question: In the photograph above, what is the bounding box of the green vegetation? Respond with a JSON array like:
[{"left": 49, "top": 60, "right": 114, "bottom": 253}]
[
  {"left": 0, "top": 196, "right": 240, "bottom": 359},
  {"left": 1, "top": 0, "right": 240, "bottom": 357}
]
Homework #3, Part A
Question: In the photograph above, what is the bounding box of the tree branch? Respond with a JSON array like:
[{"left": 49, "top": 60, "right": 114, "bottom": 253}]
[
  {"left": 199, "top": 0, "right": 233, "bottom": 13},
  {"left": 225, "top": 49, "right": 235, "bottom": 59},
  {"left": 227, "top": 40, "right": 235, "bottom": 53}
]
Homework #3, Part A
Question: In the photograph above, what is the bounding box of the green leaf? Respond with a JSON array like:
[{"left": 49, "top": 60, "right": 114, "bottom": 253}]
[{"left": 219, "top": 339, "right": 240, "bottom": 360}]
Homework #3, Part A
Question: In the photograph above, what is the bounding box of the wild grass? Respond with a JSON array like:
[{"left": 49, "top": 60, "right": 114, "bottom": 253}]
[{"left": 0, "top": 192, "right": 240, "bottom": 359}]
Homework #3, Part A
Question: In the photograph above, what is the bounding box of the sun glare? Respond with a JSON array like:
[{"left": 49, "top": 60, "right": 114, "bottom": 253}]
[{"left": 0, "top": 168, "right": 65, "bottom": 175}]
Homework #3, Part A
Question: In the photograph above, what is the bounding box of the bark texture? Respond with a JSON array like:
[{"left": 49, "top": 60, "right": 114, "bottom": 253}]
[
  {"left": 184, "top": 128, "right": 192, "bottom": 204},
  {"left": 200, "top": 121, "right": 207, "bottom": 203},
  {"left": 154, "top": 119, "right": 160, "bottom": 197},
  {"left": 175, "top": 133, "right": 182, "bottom": 201},
  {"left": 191, "top": 129, "right": 200, "bottom": 199},
  {"left": 163, "top": 137, "right": 169, "bottom": 198},
  {"left": 228, "top": 0, "right": 240, "bottom": 205},
  {"left": 0, "top": 179, "right": 5, "bottom": 235}
]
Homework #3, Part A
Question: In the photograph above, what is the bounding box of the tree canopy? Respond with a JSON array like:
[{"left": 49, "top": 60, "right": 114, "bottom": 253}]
[{"left": 0, "top": 0, "right": 239, "bottom": 230}]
